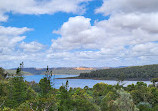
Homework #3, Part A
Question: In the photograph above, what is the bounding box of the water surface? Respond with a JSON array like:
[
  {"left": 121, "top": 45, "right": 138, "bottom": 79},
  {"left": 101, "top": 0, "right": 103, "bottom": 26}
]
[{"left": 24, "top": 75, "right": 152, "bottom": 89}]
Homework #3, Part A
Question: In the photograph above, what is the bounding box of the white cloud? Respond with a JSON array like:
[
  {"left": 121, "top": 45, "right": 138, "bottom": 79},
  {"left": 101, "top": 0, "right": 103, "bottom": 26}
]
[
  {"left": 0, "top": 0, "right": 91, "bottom": 22},
  {"left": 51, "top": 15, "right": 158, "bottom": 54},
  {"left": 1, "top": 0, "right": 158, "bottom": 68},
  {"left": 0, "top": 26, "right": 33, "bottom": 36},
  {"left": 0, "top": 26, "right": 55, "bottom": 68},
  {"left": 0, "top": 12, "right": 8, "bottom": 22},
  {"left": 131, "top": 43, "right": 158, "bottom": 56},
  {"left": 0, "top": 26, "right": 32, "bottom": 55},
  {"left": 0, "top": 26, "right": 45, "bottom": 62},
  {"left": 95, "top": 0, "right": 158, "bottom": 15},
  {"left": 19, "top": 41, "right": 45, "bottom": 52},
  {"left": 51, "top": 16, "right": 104, "bottom": 50},
  {"left": 48, "top": 0, "right": 158, "bottom": 67}
]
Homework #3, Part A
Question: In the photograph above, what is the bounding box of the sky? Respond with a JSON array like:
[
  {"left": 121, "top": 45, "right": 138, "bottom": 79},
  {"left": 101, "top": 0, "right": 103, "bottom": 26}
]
[{"left": 0, "top": 0, "right": 158, "bottom": 68}]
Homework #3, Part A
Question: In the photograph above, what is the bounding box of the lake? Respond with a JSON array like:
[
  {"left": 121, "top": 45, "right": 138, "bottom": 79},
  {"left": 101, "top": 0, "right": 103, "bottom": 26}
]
[{"left": 24, "top": 75, "right": 152, "bottom": 89}]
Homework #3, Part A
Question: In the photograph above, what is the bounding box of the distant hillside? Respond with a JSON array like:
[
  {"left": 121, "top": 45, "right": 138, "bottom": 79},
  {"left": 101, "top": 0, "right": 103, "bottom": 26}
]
[
  {"left": 79, "top": 64, "right": 158, "bottom": 81},
  {"left": 74, "top": 67, "right": 95, "bottom": 70},
  {"left": 6, "top": 70, "right": 33, "bottom": 76},
  {"left": 11, "top": 67, "right": 94, "bottom": 75}
]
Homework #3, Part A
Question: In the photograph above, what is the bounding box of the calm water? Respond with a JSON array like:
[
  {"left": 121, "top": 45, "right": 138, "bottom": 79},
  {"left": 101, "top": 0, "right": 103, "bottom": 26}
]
[{"left": 24, "top": 75, "right": 152, "bottom": 89}]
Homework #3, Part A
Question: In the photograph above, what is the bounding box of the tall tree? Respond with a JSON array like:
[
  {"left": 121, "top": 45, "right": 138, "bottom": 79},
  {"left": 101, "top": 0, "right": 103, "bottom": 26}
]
[
  {"left": 39, "top": 66, "right": 52, "bottom": 96},
  {"left": 58, "top": 80, "right": 73, "bottom": 111},
  {"left": 6, "top": 62, "right": 27, "bottom": 108}
]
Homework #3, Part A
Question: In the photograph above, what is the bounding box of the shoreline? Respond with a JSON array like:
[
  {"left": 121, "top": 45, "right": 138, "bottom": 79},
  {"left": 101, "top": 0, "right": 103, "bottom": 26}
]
[
  {"left": 24, "top": 74, "right": 79, "bottom": 76},
  {"left": 56, "top": 77, "right": 152, "bottom": 81}
]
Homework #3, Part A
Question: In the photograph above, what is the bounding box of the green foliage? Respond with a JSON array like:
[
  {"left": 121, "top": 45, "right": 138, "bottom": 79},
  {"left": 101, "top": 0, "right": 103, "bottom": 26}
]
[
  {"left": 151, "top": 78, "right": 158, "bottom": 87},
  {"left": 93, "top": 83, "right": 115, "bottom": 105},
  {"left": 112, "top": 89, "right": 139, "bottom": 111},
  {"left": 16, "top": 102, "right": 32, "bottom": 111},
  {"left": 0, "top": 107, "right": 15, "bottom": 111},
  {"left": 152, "top": 104, "right": 158, "bottom": 111},
  {"left": 57, "top": 80, "right": 73, "bottom": 111},
  {"left": 137, "top": 102, "right": 152, "bottom": 111},
  {"left": 16, "top": 62, "right": 24, "bottom": 76},
  {"left": 79, "top": 64, "right": 158, "bottom": 80},
  {"left": 148, "top": 87, "right": 158, "bottom": 107},
  {"left": 0, "top": 80, "right": 8, "bottom": 109},
  {"left": 1, "top": 65, "right": 158, "bottom": 111},
  {"left": 25, "top": 95, "right": 57, "bottom": 111},
  {"left": 39, "top": 66, "right": 52, "bottom": 96},
  {"left": 130, "top": 82, "right": 151, "bottom": 105},
  {"left": 100, "top": 91, "right": 117, "bottom": 111},
  {"left": 0, "top": 80, "right": 8, "bottom": 97},
  {"left": 39, "top": 77, "right": 51, "bottom": 96},
  {"left": 26, "top": 87, "right": 37, "bottom": 100},
  {"left": 5, "top": 76, "right": 27, "bottom": 108},
  {"left": 1, "top": 76, "right": 158, "bottom": 111},
  {"left": 0, "top": 67, "right": 8, "bottom": 80},
  {"left": 26, "top": 81, "right": 41, "bottom": 93},
  {"left": 126, "top": 84, "right": 135, "bottom": 91}
]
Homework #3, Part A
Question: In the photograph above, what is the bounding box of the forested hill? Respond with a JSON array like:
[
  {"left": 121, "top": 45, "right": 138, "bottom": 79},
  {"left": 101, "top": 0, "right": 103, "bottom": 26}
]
[{"left": 79, "top": 64, "right": 158, "bottom": 81}]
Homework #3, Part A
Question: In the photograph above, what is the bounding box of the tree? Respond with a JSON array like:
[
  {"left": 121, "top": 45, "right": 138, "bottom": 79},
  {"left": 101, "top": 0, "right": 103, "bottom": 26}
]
[
  {"left": 149, "top": 87, "right": 158, "bottom": 107},
  {"left": 151, "top": 78, "right": 158, "bottom": 87},
  {"left": 15, "top": 62, "right": 24, "bottom": 76},
  {"left": 39, "top": 77, "right": 51, "bottom": 96},
  {"left": 112, "top": 89, "right": 139, "bottom": 111},
  {"left": 72, "top": 87, "right": 99, "bottom": 111},
  {"left": 20, "top": 94, "right": 57, "bottom": 111},
  {"left": 45, "top": 66, "right": 53, "bottom": 81},
  {"left": 0, "top": 67, "right": 8, "bottom": 80},
  {"left": 137, "top": 102, "right": 152, "bottom": 111},
  {"left": 5, "top": 62, "right": 27, "bottom": 108},
  {"left": 93, "top": 83, "right": 114, "bottom": 105},
  {"left": 58, "top": 80, "right": 73, "bottom": 111},
  {"left": 39, "top": 66, "right": 52, "bottom": 96},
  {"left": 6, "top": 76, "right": 27, "bottom": 108},
  {"left": 100, "top": 91, "right": 117, "bottom": 111},
  {"left": 0, "top": 80, "right": 8, "bottom": 109},
  {"left": 130, "top": 82, "right": 150, "bottom": 105}
]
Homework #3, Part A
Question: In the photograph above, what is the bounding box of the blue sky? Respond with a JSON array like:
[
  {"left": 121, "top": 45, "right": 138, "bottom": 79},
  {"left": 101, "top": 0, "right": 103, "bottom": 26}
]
[
  {"left": 2, "top": 0, "right": 108, "bottom": 46},
  {"left": 0, "top": 0, "right": 158, "bottom": 68}
]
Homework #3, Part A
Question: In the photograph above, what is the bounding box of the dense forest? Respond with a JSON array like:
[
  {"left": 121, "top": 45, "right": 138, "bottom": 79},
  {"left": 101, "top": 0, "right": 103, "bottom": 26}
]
[
  {"left": 79, "top": 64, "right": 158, "bottom": 81},
  {"left": 1, "top": 64, "right": 158, "bottom": 111}
]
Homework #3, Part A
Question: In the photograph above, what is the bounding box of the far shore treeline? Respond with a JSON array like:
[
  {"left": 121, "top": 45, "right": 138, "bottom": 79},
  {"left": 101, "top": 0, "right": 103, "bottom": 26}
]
[{"left": 78, "top": 64, "right": 158, "bottom": 81}]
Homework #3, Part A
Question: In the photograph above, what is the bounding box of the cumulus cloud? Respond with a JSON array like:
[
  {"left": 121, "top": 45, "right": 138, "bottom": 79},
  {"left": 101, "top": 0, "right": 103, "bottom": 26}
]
[
  {"left": 49, "top": 0, "right": 158, "bottom": 67},
  {"left": 19, "top": 41, "right": 45, "bottom": 52},
  {"left": 52, "top": 16, "right": 96, "bottom": 50},
  {"left": 95, "top": 0, "right": 158, "bottom": 15},
  {"left": 131, "top": 43, "right": 158, "bottom": 56},
  {"left": 0, "top": 26, "right": 32, "bottom": 54},
  {"left": 0, "top": 26, "right": 46, "bottom": 65},
  {"left": 51, "top": 16, "right": 105, "bottom": 50},
  {"left": 1, "top": 0, "right": 158, "bottom": 68},
  {"left": 51, "top": 15, "right": 158, "bottom": 55},
  {"left": 0, "top": 0, "right": 91, "bottom": 22}
]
